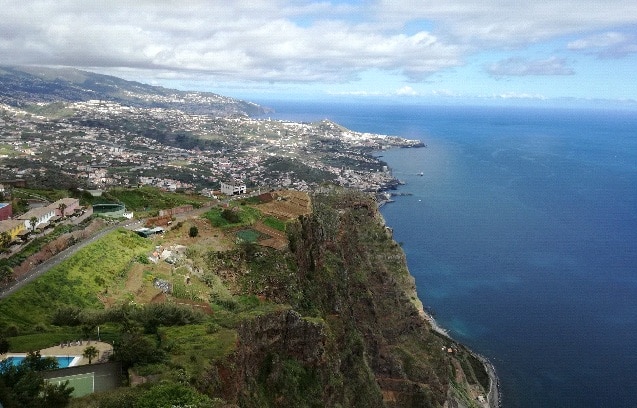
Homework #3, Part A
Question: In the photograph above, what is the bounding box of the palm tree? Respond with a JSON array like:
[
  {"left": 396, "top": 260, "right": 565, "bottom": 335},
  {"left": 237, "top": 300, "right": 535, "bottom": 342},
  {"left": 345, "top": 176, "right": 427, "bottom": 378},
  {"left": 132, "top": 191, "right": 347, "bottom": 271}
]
[
  {"left": 58, "top": 202, "right": 67, "bottom": 219},
  {"left": 29, "top": 216, "right": 39, "bottom": 231},
  {"left": 82, "top": 345, "right": 99, "bottom": 364}
]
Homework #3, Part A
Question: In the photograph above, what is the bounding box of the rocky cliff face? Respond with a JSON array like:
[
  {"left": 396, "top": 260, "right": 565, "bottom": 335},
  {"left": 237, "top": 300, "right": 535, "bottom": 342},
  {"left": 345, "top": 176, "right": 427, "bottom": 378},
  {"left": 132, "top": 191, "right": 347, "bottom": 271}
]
[{"left": 201, "top": 188, "right": 489, "bottom": 407}]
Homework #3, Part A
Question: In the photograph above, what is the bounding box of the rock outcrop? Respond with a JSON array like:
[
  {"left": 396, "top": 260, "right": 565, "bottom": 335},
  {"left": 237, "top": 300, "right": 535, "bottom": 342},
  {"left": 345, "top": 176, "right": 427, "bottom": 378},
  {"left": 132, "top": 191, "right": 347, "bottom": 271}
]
[{"left": 201, "top": 188, "right": 490, "bottom": 407}]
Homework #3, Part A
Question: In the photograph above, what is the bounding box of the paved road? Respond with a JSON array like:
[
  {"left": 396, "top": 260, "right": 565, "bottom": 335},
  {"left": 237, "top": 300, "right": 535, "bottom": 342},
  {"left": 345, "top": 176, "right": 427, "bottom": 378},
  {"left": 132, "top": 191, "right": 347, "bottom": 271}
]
[
  {"left": 0, "top": 219, "right": 138, "bottom": 300},
  {"left": 0, "top": 202, "right": 215, "bottom": 300},
  {"left": 0, "top": 199, "right": 230, "bottom": 301}
]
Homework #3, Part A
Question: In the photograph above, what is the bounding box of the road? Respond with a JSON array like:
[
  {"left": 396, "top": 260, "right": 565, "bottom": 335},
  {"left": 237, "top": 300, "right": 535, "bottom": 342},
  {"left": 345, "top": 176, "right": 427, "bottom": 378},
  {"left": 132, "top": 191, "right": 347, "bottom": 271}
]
[
  {"left": 0, "top": 198, "right": 229, "bottom": 301},
  {"left": 0, "top": 219, "right": 140, "bottom": 300}
]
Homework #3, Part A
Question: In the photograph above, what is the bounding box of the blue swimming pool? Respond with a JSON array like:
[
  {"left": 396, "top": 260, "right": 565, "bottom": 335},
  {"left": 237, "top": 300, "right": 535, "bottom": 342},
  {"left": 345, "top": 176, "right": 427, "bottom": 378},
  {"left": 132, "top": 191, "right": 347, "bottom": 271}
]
[{"left": 3, "top": 355, "right": 79, "bottom": 368}]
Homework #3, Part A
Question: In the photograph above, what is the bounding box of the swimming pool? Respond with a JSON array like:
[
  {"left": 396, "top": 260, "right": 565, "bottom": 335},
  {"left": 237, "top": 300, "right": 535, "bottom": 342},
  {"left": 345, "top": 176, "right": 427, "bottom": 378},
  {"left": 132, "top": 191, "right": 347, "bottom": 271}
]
[{"left": 3, "top": 355, "right": 81, "bottom": 368}]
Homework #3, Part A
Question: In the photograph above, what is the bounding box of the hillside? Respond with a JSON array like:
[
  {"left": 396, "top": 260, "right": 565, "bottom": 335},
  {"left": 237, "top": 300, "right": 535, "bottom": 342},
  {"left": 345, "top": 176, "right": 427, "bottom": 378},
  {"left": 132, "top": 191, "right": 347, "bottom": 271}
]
[
  {"left": 0, "top": 66, "right": 418, "bottom": 193},
  {"left": 0, "top": 66, "right": 268, "bottom": 116},
  {"left": 0, "top": 188, "right": 492, "bottom": 407}
]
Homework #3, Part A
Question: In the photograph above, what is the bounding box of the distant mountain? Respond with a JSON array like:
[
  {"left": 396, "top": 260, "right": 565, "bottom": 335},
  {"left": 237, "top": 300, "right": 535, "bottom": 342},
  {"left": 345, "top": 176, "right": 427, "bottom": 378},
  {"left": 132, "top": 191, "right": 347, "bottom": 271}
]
[{"left": 0, "top": 66, "right": 270, "bottom": 116}]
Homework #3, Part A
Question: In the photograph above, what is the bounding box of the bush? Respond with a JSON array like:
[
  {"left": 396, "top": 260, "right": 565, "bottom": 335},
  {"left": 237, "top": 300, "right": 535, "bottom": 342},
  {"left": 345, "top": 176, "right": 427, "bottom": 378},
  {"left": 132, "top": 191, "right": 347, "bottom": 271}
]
[
  {"left": 221, "top": 209, "right": 240, "bottom": 224},
  {"left": 134, "top": 382, "right": 216, "bottom": 408},
  {"left": 136, "top": 254, "right": 150, "bottom": 264},
  {"left": 113, "top": 333, "right": 165, "bottom": 369},
  {"left": 51, "top": 306, "right": 83, "bottom": 326},
  {"left": 4, "top": 324, "right": 19, "bottom": 337}
]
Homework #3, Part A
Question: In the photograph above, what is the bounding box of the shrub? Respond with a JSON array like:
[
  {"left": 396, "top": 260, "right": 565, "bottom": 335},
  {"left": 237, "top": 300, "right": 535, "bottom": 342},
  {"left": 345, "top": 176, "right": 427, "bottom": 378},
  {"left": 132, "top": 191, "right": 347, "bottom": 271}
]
[
  {"left": 221, "top": 209, "right": 240, "bottom": 224},
  {"left": 134, "top": 382, "right": 215, "bottom": 408},
  {"left": 4, "top": 324, "right": 19, "bottom": 337},
  {"left": 51, "top": 306, "right": 83, "bottom": 326}
]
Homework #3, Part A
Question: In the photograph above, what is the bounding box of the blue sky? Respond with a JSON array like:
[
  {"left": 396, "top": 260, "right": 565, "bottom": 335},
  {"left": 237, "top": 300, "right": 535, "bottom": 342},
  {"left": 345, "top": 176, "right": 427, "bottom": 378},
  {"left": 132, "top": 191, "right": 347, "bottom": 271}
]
[{"left": 2, "top": 0, "right": 636, "bottom": 106}]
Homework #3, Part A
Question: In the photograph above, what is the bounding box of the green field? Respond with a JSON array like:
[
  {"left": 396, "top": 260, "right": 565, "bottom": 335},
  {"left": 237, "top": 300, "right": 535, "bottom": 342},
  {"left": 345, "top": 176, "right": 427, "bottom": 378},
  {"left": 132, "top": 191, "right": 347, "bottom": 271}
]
[
  {"left": 102, "top": 187, "right": 208, "bottom": 211},
  {"left": 203, "top": 205, "right": 261, "bottom": 228},
  {"left": 0, "top": 229, "right": 153, "bottom": 329},
  {"left": 263, "top": 216, "right": 286, "bottom": 232}
]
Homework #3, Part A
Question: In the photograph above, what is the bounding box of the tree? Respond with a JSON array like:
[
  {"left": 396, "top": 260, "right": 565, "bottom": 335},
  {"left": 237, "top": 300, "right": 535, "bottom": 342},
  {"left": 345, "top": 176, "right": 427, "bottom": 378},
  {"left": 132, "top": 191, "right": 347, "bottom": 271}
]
[
  {"left": 58, "top": 202, "right": 67, "bottom": 219},
  {"left": 0, "top": 337, "right": 9, "bottom": 354},
  {"left": 21, "top": 351, "right": 58, "bottom": 371},
  {"left": 0, "top": 351, "right": 73, "bottom": 408},
  {"left": 0, "top": 231, "right": 11, "bottom": 248},
  {"left": 82, "top": 345, "right": 99, "bottom": 364},
  {"left": 29, "top": 216, "right": 38, "bottom": 231},
  {"left": 221, "top": 208, "right": 240, "bottom": 224},
  {"left": 188, "top": 225, "right": 199, "bottom": 238},
  {"left": 113, "top": 333, "right": 165, "bottom": 369},
  {"left": 0, "top": 264, "right": 12, "bottom": 285}
]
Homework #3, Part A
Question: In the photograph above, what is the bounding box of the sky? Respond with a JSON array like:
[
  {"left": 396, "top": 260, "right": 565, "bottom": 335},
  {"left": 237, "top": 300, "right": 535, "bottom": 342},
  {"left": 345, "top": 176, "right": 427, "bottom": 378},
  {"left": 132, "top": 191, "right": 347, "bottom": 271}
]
[{"left": 2, "top": 0, "right": 637, "bottom": 106}]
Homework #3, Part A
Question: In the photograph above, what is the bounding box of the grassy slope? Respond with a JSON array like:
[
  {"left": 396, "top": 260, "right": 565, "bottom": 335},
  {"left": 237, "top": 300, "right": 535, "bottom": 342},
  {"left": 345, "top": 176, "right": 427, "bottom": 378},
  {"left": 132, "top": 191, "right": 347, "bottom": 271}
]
[
  {"left": 0, "top": 228, "right": 153, "bottom": 328},
  {"left": 1, "top": 188, "right": 489, "bottom": 407}
]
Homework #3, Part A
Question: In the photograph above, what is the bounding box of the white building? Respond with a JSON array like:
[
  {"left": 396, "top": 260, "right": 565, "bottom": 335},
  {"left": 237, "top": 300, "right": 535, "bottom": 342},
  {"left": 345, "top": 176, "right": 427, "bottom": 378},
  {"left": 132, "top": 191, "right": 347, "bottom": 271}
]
[
  {"left": 220, "top": 181, "right": 247, "bottom": 196},
  {"left": 17, "top": 207, "right": 56, "bottom": 230}
]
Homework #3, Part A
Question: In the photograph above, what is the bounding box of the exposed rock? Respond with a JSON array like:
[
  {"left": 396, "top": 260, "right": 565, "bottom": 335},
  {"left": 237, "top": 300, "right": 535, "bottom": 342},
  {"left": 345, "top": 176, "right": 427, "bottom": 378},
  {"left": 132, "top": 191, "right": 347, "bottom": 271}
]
[{"left": 199, "top": 188, "right": 490, "bottom": 407}]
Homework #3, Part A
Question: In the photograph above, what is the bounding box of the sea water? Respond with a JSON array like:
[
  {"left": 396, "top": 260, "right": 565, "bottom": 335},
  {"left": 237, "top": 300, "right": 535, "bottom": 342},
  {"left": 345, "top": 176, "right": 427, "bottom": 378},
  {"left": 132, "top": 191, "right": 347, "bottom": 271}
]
[{"left": 262, "top": 101, "right": 637, "bottom": 407}]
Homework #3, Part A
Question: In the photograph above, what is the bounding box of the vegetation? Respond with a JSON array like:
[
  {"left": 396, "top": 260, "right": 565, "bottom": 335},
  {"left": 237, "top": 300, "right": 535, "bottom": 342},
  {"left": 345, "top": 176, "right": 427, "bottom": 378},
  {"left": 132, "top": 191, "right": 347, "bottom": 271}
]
[
  {"left": 0, "top": 218, "right": 93, "bottom": 269},
  {"left": 82, "top": 346, "right": 99, "bottom": 364},
  {"left": 70, "top": 382, "right": 220, "bottom": 408},
  {"left": 263, "top": 216, "right": 286, "bottom": 231},
  {"left": 262, "top": 157, "right": 337, "bottom": 184},
  {"left": 11, "top": 188, "right": 68, "bottom": 203},
  {"left": 0, "top": 229, "right": 153, "bottom": 329},
  {"left": 0, "top": 351, "right": 74, "bottom": 408},
  {"left": 0, "top": 187, "right": 490, "bottom": 407},
  {"left": 71, "top": 186, "right": 210, "bottom": 216},
  {"left": 203, "top": 205, "right": 260, "bottom": 228}
]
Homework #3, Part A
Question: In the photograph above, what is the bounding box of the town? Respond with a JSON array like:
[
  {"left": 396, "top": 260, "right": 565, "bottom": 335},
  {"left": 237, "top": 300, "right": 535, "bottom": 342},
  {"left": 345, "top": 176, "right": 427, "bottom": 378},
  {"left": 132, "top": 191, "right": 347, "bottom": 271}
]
[{"left": 0, "top": 97, "right": 422, "bottom": 196}]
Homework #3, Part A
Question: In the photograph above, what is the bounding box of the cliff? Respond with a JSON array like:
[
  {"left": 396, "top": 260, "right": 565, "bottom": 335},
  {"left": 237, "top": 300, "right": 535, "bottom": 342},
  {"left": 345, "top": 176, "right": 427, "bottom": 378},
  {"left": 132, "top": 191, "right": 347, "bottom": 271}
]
[{"left": 200, "top": 188, "right": 491, "bottom": 408}]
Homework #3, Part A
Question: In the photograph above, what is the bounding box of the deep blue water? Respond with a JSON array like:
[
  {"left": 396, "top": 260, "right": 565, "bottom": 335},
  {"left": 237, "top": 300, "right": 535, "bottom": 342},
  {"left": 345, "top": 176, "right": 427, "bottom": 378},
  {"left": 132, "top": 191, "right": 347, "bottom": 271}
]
[{"left": 261, "top": 101, "right": 637, "bottom": 407}]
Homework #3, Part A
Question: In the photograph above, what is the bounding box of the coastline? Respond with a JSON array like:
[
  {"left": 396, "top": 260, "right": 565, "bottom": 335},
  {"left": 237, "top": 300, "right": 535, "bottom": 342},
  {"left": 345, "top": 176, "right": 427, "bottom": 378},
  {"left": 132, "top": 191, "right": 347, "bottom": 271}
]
[
  {"left": 417, "top": 302, "right": 501, "bottom": 408},
  {"left": 378, "top": 208, "right": 501, "bottom": 408}
]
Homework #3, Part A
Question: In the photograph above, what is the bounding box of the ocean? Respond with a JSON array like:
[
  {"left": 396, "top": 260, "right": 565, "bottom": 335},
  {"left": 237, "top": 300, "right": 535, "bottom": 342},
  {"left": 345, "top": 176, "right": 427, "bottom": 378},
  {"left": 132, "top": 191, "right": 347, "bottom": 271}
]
[{"left": 260, "top": 101, "right": 637, "bottom": 407}]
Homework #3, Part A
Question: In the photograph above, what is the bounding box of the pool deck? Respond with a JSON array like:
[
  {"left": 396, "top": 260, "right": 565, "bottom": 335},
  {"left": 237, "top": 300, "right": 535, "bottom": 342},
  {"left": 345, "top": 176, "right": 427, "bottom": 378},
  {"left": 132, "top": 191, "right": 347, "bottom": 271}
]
[{"left": 1, "top": 340, "right": 114, "bottom": 367}]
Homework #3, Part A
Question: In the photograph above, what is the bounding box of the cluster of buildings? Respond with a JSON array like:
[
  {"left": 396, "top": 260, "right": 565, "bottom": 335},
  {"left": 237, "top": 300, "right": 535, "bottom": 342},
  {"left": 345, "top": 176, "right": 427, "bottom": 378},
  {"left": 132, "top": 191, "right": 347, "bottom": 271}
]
[
  {"left": 1, "top": 98, "right": 421, "bottom": 196},
  {"left": 0, "top": 197, "right": 80, "bottom": 246}
]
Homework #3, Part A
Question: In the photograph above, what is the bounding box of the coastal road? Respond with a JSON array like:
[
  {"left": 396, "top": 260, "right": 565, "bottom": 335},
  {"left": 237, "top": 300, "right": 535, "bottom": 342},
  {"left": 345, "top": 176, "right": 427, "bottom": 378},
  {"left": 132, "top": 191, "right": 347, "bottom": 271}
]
[{"left": 483, "top": 357, "right": 501, "bottom": 408}]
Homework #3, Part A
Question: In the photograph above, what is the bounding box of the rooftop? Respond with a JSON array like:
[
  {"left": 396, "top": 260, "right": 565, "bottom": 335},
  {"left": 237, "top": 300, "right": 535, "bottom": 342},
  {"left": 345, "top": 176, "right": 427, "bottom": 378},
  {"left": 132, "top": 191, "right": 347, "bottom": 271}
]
[{"left": 17, "top": 206, "right": 54, "bottom": 219}]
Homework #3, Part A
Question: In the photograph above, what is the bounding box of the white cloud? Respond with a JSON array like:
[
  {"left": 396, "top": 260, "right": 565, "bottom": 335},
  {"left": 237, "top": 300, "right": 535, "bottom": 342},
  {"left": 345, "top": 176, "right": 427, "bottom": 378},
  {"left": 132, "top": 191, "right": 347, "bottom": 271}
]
[
  {"left": 431, "top": 89, "right": 459, "bottom": 97},
  {"left": 487, "top": 57, "right": 574, "bottom": 77},
  {"left": 0, "top": 0, "right": 635, "bottom": 99},
  {"left": 375, "top": 0, "right": 637, "bottom": 47},
  {"left": 567, "top": 32, "right": 637, "bottom": 58},
  {"left": 568, "top": 32, "right": 626, "bottom": 50},
  {"left": 495, "top": 92, "right": 547, "bottom": 100},
  {"left": 395, "top": 86, "right": 418, "bottom": 96},
  {"left": 0, "top": 0, "right": 462, "bottom": 83}
]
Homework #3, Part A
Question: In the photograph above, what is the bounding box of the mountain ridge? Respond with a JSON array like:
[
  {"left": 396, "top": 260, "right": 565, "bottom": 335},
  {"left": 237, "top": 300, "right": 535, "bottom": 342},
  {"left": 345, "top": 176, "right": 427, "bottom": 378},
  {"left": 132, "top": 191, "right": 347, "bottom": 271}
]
[{"left": 0, "top": 65, "right": 269, "bottom": 116}]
